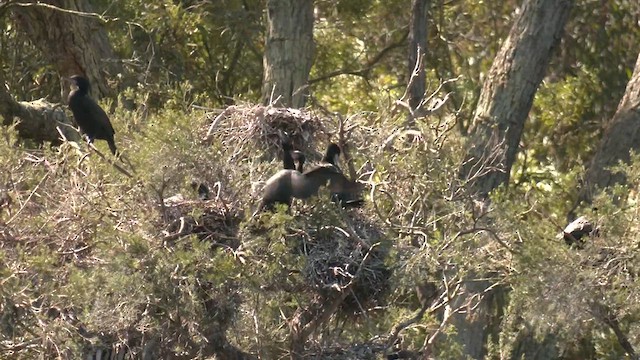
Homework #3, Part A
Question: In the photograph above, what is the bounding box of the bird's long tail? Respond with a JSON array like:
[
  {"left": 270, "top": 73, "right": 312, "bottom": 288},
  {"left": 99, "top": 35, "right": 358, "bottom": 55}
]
[{"left": 108, "top": 140, "right": 118, "bottom": 156}]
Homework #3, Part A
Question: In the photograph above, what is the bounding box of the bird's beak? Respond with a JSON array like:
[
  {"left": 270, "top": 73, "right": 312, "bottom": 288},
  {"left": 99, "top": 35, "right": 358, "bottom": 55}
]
[{"left": 63, "top": 77, "right": 78, "bottom": 90}]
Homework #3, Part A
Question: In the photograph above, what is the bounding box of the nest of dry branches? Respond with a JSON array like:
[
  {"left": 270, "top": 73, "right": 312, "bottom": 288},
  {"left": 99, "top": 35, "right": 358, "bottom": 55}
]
[
  {"left": 161, "top": 195, "right": 244, "bottom": 249},
  {"left": 204, "top": 104, "right": 327, "bottom": 163},
  {"left": 301, "top": 211, "right": 391, "bottom": 317}
]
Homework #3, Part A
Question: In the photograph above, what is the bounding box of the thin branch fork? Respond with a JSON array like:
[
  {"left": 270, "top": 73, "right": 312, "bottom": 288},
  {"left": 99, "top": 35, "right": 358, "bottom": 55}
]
[{"left": 396, "top": 75, "right": 462, "bottom": 119}]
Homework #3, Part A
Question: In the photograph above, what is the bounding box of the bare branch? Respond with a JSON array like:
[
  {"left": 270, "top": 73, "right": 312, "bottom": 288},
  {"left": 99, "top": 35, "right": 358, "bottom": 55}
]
[{"left": 308, "top": 30, "right": 409, "bottom": 84}]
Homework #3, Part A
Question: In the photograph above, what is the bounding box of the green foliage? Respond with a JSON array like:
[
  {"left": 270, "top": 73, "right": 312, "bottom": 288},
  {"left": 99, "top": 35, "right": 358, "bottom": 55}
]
[
  {"left": 2, "top": 0, "right": 640, "bottom": 357},
  {"left": 104, "top": 0, "right": 265, "bottom": 105}
]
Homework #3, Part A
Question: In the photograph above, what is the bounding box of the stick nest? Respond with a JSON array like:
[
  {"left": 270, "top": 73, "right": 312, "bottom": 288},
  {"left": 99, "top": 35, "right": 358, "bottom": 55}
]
[
  {"left": 205, "top": 104, "right": 327, "bottom": 162},
  {"left": 301, "top": 211, "right": 391, "bottom": 317},
  {"left": 161, "top": 196, "right": 244, "bottom": 249}
]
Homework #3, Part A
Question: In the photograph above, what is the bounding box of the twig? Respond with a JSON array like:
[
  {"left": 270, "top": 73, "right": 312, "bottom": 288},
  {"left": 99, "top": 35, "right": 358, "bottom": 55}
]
[
  {"left": 204, "top": 106, "right": 236, "bottom": 142},
  {"left": 6, "top": 172, "right": 49, "bottom": 225},
  {"left": 88, "top": 143, "right": 133, "bottom": 178},
  {"left": 453, "top": 226, "right": 517, "bottom": 254}
]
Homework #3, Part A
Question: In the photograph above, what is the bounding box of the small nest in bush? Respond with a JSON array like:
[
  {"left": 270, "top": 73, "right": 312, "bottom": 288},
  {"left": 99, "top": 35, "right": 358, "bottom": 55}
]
[
  {"left": 161, "top": 195, "right": 243, "bottom": 249},
  {"left": 301, "top": 211, "right": 391, "bottom": 317},
  {"left": 203, "top": 104, "right": 326, "bottom": 162}
]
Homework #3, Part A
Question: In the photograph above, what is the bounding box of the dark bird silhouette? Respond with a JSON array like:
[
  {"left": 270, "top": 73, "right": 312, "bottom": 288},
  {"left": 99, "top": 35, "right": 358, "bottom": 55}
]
[
  {"left": 0, "top": 189, "right": 12, "bottom": 214},
  {"left": 67, "top": 75, "right": 117, "bottom": 155},
  {"left": 291, "top": 150, "right": 305, "bottom": 172},
  {"left": 259, "top": 165, "right": 362, "bottom": 210},
  {"left": 321, "top": 143, "right": 364, "bottom": 208},
  {"left": 282, "top": 140, "right": 305, "bottom": 172},
  {"left": 322, "top": 143, "right": 342, "bottom": 170},
  {"left": 190, "top": 181, "right": 211, "bottom": 200},
  {"left": 282, "top": 140, "right": 295, "bottom": 170}
]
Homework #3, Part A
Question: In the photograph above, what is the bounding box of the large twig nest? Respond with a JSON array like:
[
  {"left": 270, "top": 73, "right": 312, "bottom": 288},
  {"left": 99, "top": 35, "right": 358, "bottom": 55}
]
[
  {"left": 300, "top": 210, "right": 391, "bottom": 317},
  {"left": 204, "top": 105, "right": 326, "bottom": 162},
  {"left": 161, "top": 196, "right": 243, "bottom": 249}
]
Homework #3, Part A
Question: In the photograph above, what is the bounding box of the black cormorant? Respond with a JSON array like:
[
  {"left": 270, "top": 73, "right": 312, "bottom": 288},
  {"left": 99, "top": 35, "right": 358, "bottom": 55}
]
[
  {"left": 321, "top": 143, "right": 364, "bottom": 208},
  {"left": 322, "top": 143, "right": 341, "bottom": 170},
  {"left": 259, "top": 165, "right": 361, "bottom": 210},
  {"left": 67, "top": 75, "right": 117, "bottom": 155},
  {"left": 190, "top": 181, "right": 211, "bottom": 200},
  {"left": 282, "top": 140, "right": 295, "bottom": 170},
  {"left": 291, "top": 150, "right": 305, "bottom": 172}
]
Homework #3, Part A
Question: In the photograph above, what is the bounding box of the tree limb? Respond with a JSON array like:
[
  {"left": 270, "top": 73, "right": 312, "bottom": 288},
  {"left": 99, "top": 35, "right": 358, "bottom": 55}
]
[{"left": 308, "top": 30, "right": 409, "bottom": 84}]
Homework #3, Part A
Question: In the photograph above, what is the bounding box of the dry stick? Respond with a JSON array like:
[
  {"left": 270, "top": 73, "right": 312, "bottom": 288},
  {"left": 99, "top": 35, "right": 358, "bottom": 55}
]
[
  {"left": 87, "top": 143, "right": 133, "bottom": 178},
  {"left": 308, "top": 29, "right": 408, "bottom": 85},
  {"left": 204, "top": 106, "right": 236, "bottom": 142},
  {"left": 397, "top": 45, "right": 425, "bottom": 109},
  {"left": 57, "top": 125, "right": 135, "bottom": 178},
  {"left": 12, "top": 1, "right": 108, "bottom": 19},
  {"left": 6, "top": 172, "right": 49, "bottom": 225},
  {"left": 589, "top": 301, "right": 638, "bottom": 359},
  {"left": 396, "top": 45, "right": 460, "bottom": 119},
  {"left": 336, "top": 113, "right": 361, "bottom": 181},
  {"left": 419, "top": 278, "right": 503, "bottom": 359},
  {"left": 386, "top": 277, "right": 461, "bottom": 352},
  {"left": 452, "top": 226, "right": 517, "bottom": 255},
  {"left": 11, "top": 1, "right": 148, "bottom": 31}
]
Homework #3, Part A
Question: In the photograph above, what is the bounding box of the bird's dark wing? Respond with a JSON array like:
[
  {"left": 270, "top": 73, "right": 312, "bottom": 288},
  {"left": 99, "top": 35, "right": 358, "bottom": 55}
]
[
  {"left": 70, "top": 95, "right": 115, "bottom": 137},
  {"left": 84, "top": 97, "right": 115, "bottom": 136}
]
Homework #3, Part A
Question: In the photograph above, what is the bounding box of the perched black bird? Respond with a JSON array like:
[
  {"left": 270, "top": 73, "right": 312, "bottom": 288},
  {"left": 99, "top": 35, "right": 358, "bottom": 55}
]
[
  {"left": 321, "top": 143, "right": 364, "bottom": 208},
  {"left": 258, "top": 165, "right": 362, "bottom": 210},
  {"left": 282, "top": 140, "right": 305, "bottom": 172},
  {"left": 67, "top": 75, "right": 117, "bottom": 155}
]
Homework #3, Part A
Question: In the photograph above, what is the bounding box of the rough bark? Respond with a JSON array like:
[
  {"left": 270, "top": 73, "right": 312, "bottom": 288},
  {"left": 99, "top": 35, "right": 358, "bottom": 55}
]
[
  {"left": 579, "top": 52, "right": 640, "bottom": 204},
  {"left": 460, "top": 0, "right": 573, "bottom": 197},
  {"left": 262, "top": 0, "right": 315, "bottom": 108},
  {"left": 453, "top": 1, "right": 573, "bottom": 358},
  {"left": 446, "top": 274, "right": 506, "bottom": 360},
  {"left": 11, "top": 0, "right": 119, "bottom": 99},
  {"left": 407, "top": 0, "right": 429, "bottom": 117},
  {"left": 0, "top": 73, "right": 79, "bottom": 143}
]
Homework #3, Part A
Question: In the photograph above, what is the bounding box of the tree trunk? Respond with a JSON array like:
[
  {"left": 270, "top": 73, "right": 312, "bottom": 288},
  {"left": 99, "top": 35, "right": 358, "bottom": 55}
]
[
  {"left": 579, "top": 52, "right": 640, "bottom": 204},
  {"left": 262, "top": 0, "right": 315, "bottom": 108},
  {"left": 11, "top": 0, "right": 119, "bottom": 99},
  {"left": 446, "top": 273, "right": 506, "bottom": 360},
  {"left": 0, "top": 73, "right": 79, "bottom": 144},
  {"left": 453, "top": 1, "right": 573, "bottom": 358},
  {"left": 407, "top": 0, "right": 430, "bottom": 121},
  {"left": 459, "top": 0, "right": 573, "bottom": 197}
]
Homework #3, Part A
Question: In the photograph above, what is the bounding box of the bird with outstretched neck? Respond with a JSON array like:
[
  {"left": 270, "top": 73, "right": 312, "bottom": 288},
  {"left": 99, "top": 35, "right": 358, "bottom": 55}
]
[
  {"left": 291, "top": 150, "right": 305, "bottom": 172},
  {"left": 282, "top": 140, "right": 295, "bottom": 170},
  {"left": 321, "top": 143, "right": 364, "bottom": 208},
  {"left": 67, "top": 75, "right": 118, "bottom": 155},
  {"left": 322, "top": 143, "right": 341, "bottom": 170},
  {"left": 258, "top": 165, "right": 361, "bottom": 211},
  {"left": 282, "top": 139, "right": 305, "bottom": 172}
]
